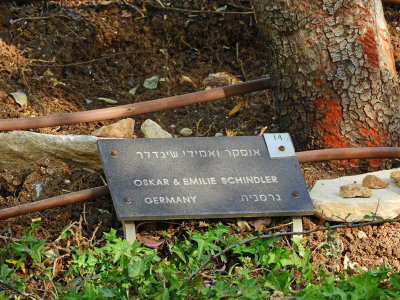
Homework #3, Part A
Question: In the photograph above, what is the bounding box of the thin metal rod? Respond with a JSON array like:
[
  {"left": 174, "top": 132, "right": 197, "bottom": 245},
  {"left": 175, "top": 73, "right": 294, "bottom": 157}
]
[
  {"left": 296, "top": 147, "right": 400, "bottom": 163},
  {"left": 0, "top": 186, "right": 109, "bottom": 220},
  {"left": 0, "top": 78, "right": 271, "bottom": 131},
  {"left": 0, "top": 147, "right": 399, "bottom": 220}
]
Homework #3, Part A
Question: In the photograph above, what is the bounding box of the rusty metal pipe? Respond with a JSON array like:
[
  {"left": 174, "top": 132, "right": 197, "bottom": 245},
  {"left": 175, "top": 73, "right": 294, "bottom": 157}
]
[
  {"left": 0, "top": 185, "right": 109, "bottom": 220},
  {"left": 1, "top": 147, "right": 399, "bottom": 220},
  {"left": 296, "top": 147, "right": 400, "bottom": 163},
  {"left": 0, "top": 78, "right": 271, "bottom": 131}
]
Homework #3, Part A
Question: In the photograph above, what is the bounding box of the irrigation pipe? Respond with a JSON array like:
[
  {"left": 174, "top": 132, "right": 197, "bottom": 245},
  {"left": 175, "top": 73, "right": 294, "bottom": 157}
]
[
  {"left": 0, "top": 78, "right": 271, "bottom": 131},
  {"left": 0, "top": 186, "right": 109, "bottom": 220},
  {"left": 296, "top": 147, "right": 400, "bottom": 163},
  {"left": 0, "top": 147, "right": 399, "bottom": 220}
]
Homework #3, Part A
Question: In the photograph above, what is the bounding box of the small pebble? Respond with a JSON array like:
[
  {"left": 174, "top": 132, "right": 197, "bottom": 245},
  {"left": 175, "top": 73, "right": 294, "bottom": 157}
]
[
  {"left": 215, "top": 132, "right": 224, "bottom": 137},
  {"left": 179, "top": 128, "right": 193, "bottom": 136},
  {"left": 362, "top": 175, "right": 389, "bottom": 189},
  {"left": 357, "top": 231, "right": 367, "bottom": 239}
]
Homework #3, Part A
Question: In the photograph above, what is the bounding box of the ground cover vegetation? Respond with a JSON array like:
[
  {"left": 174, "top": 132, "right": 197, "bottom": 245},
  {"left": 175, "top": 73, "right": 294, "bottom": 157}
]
[{"left": 2, "top": 218, "right": 400, "bottom": 299}]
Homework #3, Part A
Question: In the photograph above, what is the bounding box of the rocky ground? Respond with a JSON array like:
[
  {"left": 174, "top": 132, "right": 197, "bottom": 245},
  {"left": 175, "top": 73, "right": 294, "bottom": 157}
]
[{"left": 1, "top": 0, "right": 400, "bottom": 282}]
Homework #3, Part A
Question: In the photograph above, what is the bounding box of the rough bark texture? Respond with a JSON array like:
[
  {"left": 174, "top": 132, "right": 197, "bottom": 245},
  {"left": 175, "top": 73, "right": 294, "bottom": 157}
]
[{"left": 252, "top": 0, "right": 400, "bottom": 165}]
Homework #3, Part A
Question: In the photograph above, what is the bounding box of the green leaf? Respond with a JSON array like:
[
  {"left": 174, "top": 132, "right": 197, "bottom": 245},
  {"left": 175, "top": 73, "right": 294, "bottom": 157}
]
[
  {"left": 98, "top": 97, "right": 118, "bottom": 104},
  {"left": 129, "top": 84, "right": 140, "bottom": 96},
  {"left": 98, "top": 288, "right": 116, "bottom": 298},
  {"left": 10, "top": 91, "right": 28, "bottom": 107},
  {"left": 143, "top": 76, "right": 159, "bottom": 89},
  {"left": 128, "top": 261, "right": 147, "bottom": 279},
  {"left": 103, "top": 228, "right": 117, "bottom": 241},
  {"left": 44, "top": 249, "right": 58, "bottom": 260},
  {"left": 170, "top": 243, "right": 187, "bottom": 263},
  {"left": 265, "top": 270, "right": 292, "bottom": 294},
  {"left": 160, "top": 288, "right": 170, "bottom": 300},
  {"left": 216, "top": 5, "right": 227, "bottom": 12},
  {"left": 194, "top": 238, "right": 205, "bottom": 261},
  {"left": 389, "top": 273, "right": 400, "bottom": 290},
  {"left": 83, "top": 283, "right": 98, "bottom": 299},
  {"left": 1, "top": 264, "right": 12, "bottom": 279},
  {"left": 96, "top": 208, "right": 110, "bottom": 215}
]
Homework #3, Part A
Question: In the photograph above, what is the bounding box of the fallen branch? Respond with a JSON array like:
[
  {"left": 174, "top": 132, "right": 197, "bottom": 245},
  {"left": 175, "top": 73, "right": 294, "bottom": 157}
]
[
  {"left": 181, "top": 217, "right": 400, "bottom": 288},
  {"left": 143, "top": 0, "right": 254, "bottom": 14}
]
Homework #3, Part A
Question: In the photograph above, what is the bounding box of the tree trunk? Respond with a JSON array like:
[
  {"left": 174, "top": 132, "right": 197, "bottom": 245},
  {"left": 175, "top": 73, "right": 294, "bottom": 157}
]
[{"left": 252, "top": 0, "right": 400, "bottom": 164}]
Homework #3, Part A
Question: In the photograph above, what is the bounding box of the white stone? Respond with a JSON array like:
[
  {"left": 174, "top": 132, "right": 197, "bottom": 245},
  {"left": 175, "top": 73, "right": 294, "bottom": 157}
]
[
  {"left": 310, "top": 169, "right": 400, "bottom": 222},
  {"left": 357, "top": 231, "right": 367, "bottom": 239},
  {"left": 141, "top": 119, "right": 172, "bottom": 138},
  {"left": 0, "top": 131, "right": 102, "bottom": 171}
]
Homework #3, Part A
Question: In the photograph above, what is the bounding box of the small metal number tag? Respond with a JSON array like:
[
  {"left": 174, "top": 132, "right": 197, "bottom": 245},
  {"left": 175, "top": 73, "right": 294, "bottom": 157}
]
[{"left": 263, "top": 133, "right": 296, "bottom": 158}]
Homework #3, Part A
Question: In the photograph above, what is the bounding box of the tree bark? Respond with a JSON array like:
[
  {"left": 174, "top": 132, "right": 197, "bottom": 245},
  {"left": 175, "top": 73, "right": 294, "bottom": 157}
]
[{"left": 252, "top": 0, "right": 400, "bottom": 164}]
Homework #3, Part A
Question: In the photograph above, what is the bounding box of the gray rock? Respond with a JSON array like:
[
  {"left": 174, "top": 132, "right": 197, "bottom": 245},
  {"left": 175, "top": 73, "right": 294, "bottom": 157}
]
[
  {"left": 0, "top": 131, "right": 102, "bottom": 171},
  {"left": 340, "top": 184, "right": 372, "bottom": 198},
  {"left": 310, "top": 169, "right": 400, "bottom": 222},
  {"left": 141, "top": 119, "right": 172, "bottom": 138}
]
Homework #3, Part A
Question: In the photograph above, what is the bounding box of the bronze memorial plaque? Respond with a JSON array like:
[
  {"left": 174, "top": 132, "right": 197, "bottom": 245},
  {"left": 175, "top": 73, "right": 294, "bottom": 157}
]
[{"left": 97, "top": 134, "right": 313, "bottom": 221}]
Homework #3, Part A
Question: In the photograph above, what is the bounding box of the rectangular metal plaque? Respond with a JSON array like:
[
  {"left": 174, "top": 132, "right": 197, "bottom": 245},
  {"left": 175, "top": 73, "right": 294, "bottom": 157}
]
[{"left": 97, "top": 134, "right": 313, "bottom": 221}]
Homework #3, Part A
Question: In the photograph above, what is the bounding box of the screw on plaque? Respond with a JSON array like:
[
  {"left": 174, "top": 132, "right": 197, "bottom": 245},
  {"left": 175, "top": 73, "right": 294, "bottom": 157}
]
[
  {"left": 278, "top": 145, "right": 285, "bottom": 152},
  {"left": 292, "top": 191, "right": 299, "bottom": 198},
  {"left": 111, "top": 150, "right": 119, "bottom": 157},
  {"left": 124, "top": 197, "right": 132, "bottom": 204}
]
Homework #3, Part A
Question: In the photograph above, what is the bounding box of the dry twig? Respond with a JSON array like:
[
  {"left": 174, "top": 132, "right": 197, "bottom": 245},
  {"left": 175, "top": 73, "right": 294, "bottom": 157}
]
[
  {"left": 147, "top": 1, "right": 253, "bottom": 15},
  {"left": 0, "top": 279, "right": 36, "bottom": 300}
]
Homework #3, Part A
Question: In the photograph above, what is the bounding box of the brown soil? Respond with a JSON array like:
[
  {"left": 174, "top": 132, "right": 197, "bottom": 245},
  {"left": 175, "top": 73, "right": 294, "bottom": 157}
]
[{"left": 1, "top": 0, "right": 400, "bottom": 283}]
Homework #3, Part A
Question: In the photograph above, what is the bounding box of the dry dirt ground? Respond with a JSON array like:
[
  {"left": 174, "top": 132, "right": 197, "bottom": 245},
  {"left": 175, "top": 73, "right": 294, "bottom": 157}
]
[{"left": 1, "top": 0, "right": 400, "bottom": 283}]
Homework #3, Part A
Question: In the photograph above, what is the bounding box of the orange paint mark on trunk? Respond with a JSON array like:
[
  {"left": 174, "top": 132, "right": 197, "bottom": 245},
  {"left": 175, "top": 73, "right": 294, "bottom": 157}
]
[
  {"left": 325, "top": 100, "right": 342, "bottom": 122},
  {"left": 324, "top": 133, "right": 347, "bottom": 148},
  {"left": 378, "top": 27, "right": 396, "bottom": 73},
  {"left": 357, "top": 5, "right": 372, "bottom": 18},
  {"left": 359, "top": 128, "right": 380, "bottom": 145},
  {"left": 316, "top": 97, "right": 348, "bottom": 148},
  {"left": 368, "top": 159, "right": 381, "bottom": 168},
  {"left": 358, "top": 28, "right": 379, "bottom": 68},
  {"left": 349, "top": 159, "right": 359, "bottom": 167}
]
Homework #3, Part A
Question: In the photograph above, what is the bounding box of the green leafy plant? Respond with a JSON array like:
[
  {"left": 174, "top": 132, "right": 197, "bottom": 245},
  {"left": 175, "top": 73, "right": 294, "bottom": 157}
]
[{"left": 2, "top": 221, "right": 400, "bottom": 299}]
